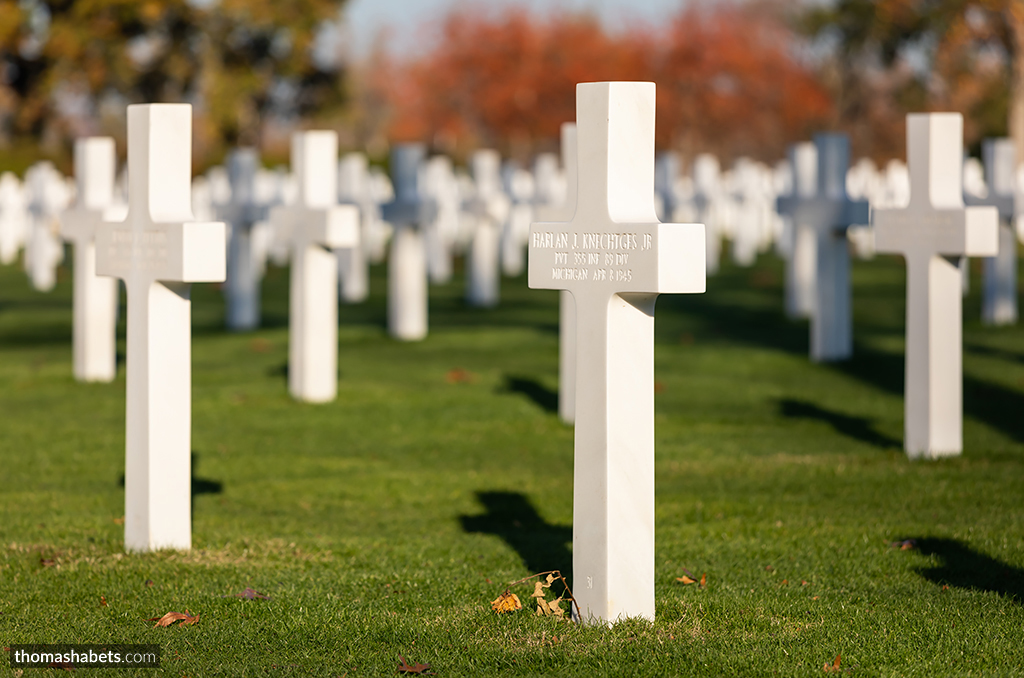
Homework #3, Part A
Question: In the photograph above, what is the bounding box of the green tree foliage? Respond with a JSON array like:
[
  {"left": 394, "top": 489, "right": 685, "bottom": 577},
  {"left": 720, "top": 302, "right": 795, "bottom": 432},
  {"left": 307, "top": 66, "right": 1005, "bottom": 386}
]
[
  {"left": 799, "top": 0, "right": 1024, "bottom": 159},
  {"left": 0, "top": 0, "right": 347, "bottom": 163}
]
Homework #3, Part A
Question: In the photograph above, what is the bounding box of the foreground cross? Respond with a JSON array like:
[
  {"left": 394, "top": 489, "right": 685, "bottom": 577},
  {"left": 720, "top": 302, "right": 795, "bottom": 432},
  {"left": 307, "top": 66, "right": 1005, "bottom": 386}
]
[
  {"left": 269, "top": 132, "right": 359, "bottom": 403},
  {"left": 873, "top": 113, "right": 998, "bottom": 458},
  {"left": 60, "top": 137, "right": 120, "bottom": 382},
  {"left": 778, "top": 134, "right": 868, "bottom": 361},
  {"left": 96, "top": 105, "right": 226, "bottom": 551},
  {"left": 529, "top": 82, "right": 705, "bottom": 623}
]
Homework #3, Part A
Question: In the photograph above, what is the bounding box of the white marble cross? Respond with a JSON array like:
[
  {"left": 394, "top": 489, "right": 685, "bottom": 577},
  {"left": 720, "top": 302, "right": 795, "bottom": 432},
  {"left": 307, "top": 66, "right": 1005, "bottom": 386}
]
[
  {"left": 269, "top": 131, "right": 359, "bottom": 403},
  {"left": 60, "top": 137, "right": 121, "bottom": 382},
  {"left": 873, "top": 113, "right": 998, "bottom": 458},
  {"left": 24, "top": 162, "right": 69, "bottom": 292},
  {"left": 692, "top": 154, "right": 723, "bottom": 275},
  {"left": 965, "top": 138, "right": 1017, "bottom": 325},
  {"left": 534, "top": 123, "right": 578, "bottom": 425},
  {"left": 0, "top": 172, "right": 28, "bottom": 265},
  {"left": 529, "top": 82, "right": 705, "bottom": 623},
  {"left": 500, "top": 162, "right": 534, "bottom": 277},
  {"left": 336, "top": 152, "right": 371, "bottom": 303},
  {"left": 96, "top": 104, "right": 226, "bottom": 551},
  {"left": 420, "top": 154, "right": 460, "bottom": 284},
  {"left": 465, "top": 149, "right": 509, "bottom": 307},
  {"left": 219, "top": 148, "right": 268, "bottom": 330},
  {"left": 777, "top": 142, "right": 818, "bottom": 320},
  {"left": 780, "top": 135, "right": 868, "bottom": 361},
  {"left": 382, "top": 144, "right": 435, "bottom": 341}
]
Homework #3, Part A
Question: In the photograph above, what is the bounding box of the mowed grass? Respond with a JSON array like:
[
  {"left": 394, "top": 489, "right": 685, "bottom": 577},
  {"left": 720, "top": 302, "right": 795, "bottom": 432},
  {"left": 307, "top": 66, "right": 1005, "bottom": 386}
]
[{"left": 1, "top": 244, "right": 1022, "bottom": 677}]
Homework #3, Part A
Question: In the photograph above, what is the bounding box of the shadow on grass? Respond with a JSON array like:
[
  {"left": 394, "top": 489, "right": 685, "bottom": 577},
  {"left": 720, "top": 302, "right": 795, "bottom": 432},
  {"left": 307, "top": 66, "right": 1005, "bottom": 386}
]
[
  {"left": 779, "top": 398, "right": 901, "bottom": 450},
  {"left": 501, "top": 375, "right": 558, "bottom": 415},
  {"left": 965, "top": 342, "right": 1024, "bottom": 365},
  {"left": 460, "top": 491, "right": 571, "bottom": 579},
  {"left": 908, "top": 537, "right": 1024, "bottom": 604},
  {"left": 834, "top": 343, "right": 1024, "bottom": 445},
  {"left": 117, "top": 452, "right": 223, "bottom": 500}
]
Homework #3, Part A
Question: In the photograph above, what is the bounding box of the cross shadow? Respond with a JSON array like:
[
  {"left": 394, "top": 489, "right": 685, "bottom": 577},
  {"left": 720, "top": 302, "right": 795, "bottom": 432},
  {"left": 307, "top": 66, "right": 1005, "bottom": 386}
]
[
  {"left": 905, "top": 537, "right": 1024, "bottom": 604},
  {"left": 965, "top": 342, "right": 1024, "bottom": 366},
  {"left": 116, "top": 452, "right": 223, "bottom": 500},
  {"left": 833, "top": 343, "right": 1024, "bottom": 446},
  {"left": 501, "top": 375, "right": 558, "bottom": 415},
  {"left": 779, "top": 398, "right": 901, "bottom": 450},
  {"left": 459, "top": 491, "right": 572, "bottom": 579}
]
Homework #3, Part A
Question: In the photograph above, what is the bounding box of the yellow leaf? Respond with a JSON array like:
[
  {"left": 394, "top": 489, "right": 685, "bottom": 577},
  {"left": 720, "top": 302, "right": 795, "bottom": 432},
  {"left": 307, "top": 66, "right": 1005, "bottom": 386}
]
[
  {"left": 490, "top": 590, "right": 522, "bottom": 614},
  {"left": 676, "top": 576, "right": 697, "bottom": 585}
]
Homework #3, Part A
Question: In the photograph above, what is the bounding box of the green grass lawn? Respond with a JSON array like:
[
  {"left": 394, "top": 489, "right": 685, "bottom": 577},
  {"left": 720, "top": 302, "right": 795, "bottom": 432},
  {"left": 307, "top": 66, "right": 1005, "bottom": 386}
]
[{"left": 1, "top": 245, "right": 1022, "bottom": 676}]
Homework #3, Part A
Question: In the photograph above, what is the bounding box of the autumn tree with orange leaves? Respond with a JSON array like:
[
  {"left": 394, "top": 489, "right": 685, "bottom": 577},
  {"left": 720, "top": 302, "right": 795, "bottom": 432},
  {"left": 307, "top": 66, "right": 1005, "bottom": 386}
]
[
  {"left": 365, "top": 6, "right": 833, "bottom": 163},
  {"left": 802, "top": 0, "right": 1024, "bottom": 159}
]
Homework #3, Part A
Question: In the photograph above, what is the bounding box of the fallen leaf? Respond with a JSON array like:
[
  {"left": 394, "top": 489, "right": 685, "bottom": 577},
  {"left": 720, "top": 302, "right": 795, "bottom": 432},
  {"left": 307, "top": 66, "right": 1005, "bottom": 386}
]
[
  {"left": 100, "top": 596, "right": 108, "bottom": 607},
  {"left": 225, "top": 587, "right": 271, "bottom": 600},
  {"left": 144, "top": 580, "right": 155, "bottom": 587},
  {"left": 676, "top": 575, "right": 697, "bottom": 585},
  {"left": 40, "top": 557, "right": 55, "bottom": 567},
  {"left": 801, "top": 580, "right": 808, "bottom": 586},
  {"left": 490, "top": 589, "right": 522, "bottom": 613},
  {"left": 148, "top": 610, "right": 200, "bottom": 628},
  {"left": 113, "top": 516, "right": 125, "bottom": 525},
  {"left": 890, "top": 539, "right": 916, "bottom": 550},
  {"left": 942, "top": 585, "right": 949, "bottom": 591},
  {"left": 823, "top": 654, "right": 841, "bottom": 672},
  {"left": 397, "top": 655, "right": 434, "bottom": 675},
  {"left": 699, "top": 573, "right": 707, "bottom": 589},
  {"left": 446, "top": 368, "right": 474, "bottom": 384}
]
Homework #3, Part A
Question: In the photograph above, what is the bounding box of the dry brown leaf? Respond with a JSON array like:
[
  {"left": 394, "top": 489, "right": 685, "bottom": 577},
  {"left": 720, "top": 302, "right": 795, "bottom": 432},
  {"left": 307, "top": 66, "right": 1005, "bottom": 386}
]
[
  {"left": 676, "top": 575, "right": 697, "bottom": 585},
  {"left": 250, "top": 338, "right": 271, "bottom": 353},
  {"left": 100, "top": 596, "right": 108, "bottom": 607},
  {"left": 699, "top": 573, "right": 707, "bottom": 589},
  {"left": 39, "top": 557, "right": 55, "bottom": 567},
  {"left": 446, "top": 368, "right": 474, "bottom": 384},
  {"left": 890, "top": 539, "right": 916, "bottom": 550},
  {"left": 148, "top": 610, "right": 199, "bottom": 628},
  {"left": 490, "top": 590, "right": 522, "bottom": 613},
  {"left": 397, "top": 655, "right": 434, "bottom": 675},
  {"left": 531, "top": 581, "right": 547, "bottom": 598},
  {"left": 823, "top": 654, "right": 841, "bottom": 672}
]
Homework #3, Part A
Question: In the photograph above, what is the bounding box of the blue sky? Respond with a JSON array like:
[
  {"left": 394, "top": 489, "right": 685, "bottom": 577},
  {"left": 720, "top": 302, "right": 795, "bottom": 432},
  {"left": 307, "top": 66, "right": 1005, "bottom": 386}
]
[{"left": 344, "top": 0, "right": 690, "bottom": 57}]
